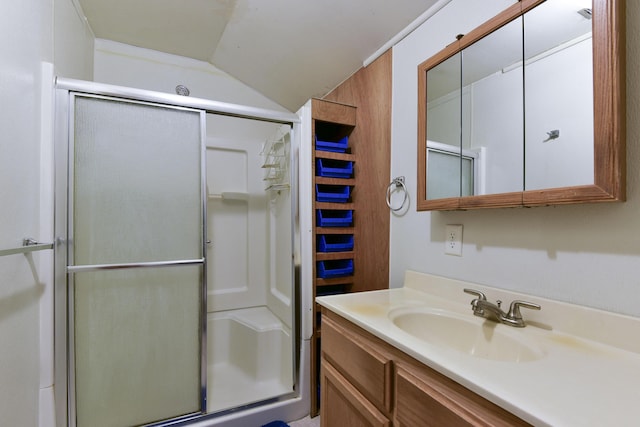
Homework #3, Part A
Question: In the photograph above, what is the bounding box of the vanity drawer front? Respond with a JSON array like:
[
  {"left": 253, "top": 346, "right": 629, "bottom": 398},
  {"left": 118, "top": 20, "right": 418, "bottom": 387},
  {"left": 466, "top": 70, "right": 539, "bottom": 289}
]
[
  {"left": 322, "top": 314, "right": 392, "bottom": 413},
  {"left": 320, "top": 359, "right": 391, "bottom": 427},
  {"left": 395, "top": 364, "right": 531, "bottom": 427}
]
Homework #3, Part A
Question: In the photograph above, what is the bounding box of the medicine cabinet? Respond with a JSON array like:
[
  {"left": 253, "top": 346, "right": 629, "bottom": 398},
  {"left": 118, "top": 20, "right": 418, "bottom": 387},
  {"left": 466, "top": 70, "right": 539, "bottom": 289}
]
[{"left": 417, "top": 0, "right": 625, "bottom": 211}]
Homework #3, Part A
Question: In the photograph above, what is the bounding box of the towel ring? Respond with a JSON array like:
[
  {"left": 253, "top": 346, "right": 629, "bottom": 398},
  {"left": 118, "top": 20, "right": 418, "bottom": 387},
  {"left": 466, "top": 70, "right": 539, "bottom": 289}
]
[{"left": 386, "top": 176, "right": 408, "bottom": 211}]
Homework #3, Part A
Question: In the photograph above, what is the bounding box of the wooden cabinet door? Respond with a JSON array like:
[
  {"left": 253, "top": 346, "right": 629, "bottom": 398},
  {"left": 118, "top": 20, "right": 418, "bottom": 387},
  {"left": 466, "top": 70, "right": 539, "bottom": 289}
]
[
  {"left": 395, "top": 365, "right": 530, "bottom": 427},
  {"left": 320, "top": 360, "right": 391, "bottom": 427},
  {"left": 322, "top": 314, "right": 392, "bottom": 413}
]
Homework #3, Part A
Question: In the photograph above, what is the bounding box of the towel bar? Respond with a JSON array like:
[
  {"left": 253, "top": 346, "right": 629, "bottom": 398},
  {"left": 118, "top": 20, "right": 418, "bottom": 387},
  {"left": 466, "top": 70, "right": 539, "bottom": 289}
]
[{"left": 0, "top": 238, "right": 54, "bottom": 257}]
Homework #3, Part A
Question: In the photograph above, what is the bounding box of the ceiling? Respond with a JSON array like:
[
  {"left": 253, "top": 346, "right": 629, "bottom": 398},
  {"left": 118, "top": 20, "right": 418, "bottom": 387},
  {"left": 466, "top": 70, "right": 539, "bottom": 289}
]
[{"left": 77, "top": 0, "right": 443, "bottom": 111}]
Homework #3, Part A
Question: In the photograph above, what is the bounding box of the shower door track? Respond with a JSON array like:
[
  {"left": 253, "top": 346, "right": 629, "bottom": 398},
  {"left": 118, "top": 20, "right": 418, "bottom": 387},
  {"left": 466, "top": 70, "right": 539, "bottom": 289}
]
[{"left": 55, "top": 77, "right": 300, "bottom": 125}]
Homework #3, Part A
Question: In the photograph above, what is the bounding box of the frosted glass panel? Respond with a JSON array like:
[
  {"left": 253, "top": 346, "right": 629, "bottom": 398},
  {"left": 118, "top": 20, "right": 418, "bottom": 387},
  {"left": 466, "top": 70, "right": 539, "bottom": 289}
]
[
  {"left": 427, "top": 151, "right": 475, "bottom": 199},
  {"left": 427, "top": 151, "right": 461, "bottom": 199},
  {"left": 73, "top": 96, "right": 202, "bottom": 265},
  {"left": 461, "top": 157, "right": 474, "bottom": 197},
  {"left": 71, "top": 95, "right": 204, "bottom": 426},
  {"left": 74, "top": 266, "right": 201, "bottom": 427}
]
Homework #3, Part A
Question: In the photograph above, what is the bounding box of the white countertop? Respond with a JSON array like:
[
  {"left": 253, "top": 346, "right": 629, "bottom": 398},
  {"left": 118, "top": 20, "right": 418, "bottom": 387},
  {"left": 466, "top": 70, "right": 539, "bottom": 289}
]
[{"left": 316, "top": 271, "right": 640, "bottom": 427}]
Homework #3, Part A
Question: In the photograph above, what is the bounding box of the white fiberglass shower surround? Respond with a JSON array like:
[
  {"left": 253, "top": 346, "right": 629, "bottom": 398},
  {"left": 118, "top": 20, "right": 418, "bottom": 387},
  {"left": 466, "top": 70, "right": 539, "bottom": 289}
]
[{"left": 53, "top": 78, "right": 310, "bottom": 427}]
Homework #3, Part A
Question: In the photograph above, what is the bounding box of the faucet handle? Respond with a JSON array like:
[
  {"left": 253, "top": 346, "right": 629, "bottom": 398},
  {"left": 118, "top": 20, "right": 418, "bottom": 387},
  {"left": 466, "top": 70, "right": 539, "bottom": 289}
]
[
  {"left": 507, "top": 300, "right": 541, "bottom": 321},
  {"left": 464, "top": 289, "right": 487, "bottom": 316},
  {"left": 463, "top": 288, "right": 486, "bottom": 301}
]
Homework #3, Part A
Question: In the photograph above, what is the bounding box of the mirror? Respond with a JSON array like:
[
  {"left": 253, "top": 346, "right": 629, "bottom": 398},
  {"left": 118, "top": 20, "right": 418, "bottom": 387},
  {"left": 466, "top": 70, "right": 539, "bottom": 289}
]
[
  {"left": 461, "top": 16, "right": 524, "bottom": 197},
  {"left": 417, "top": 0, "right": 625, "bottom": 211},
  {"left": 425, "top": 53, "right": 462, "bottom": 199},
  {"left": 524, "top": 0, "right": 594, "bottom": 191}
]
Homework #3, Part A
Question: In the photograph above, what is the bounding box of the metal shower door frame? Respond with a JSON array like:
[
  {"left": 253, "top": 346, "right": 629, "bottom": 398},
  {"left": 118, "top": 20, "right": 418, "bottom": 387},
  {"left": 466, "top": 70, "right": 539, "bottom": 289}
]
[
  {"left": 53, "top": 78, "right": 301, "bottom": 427},
  {"left": 62, "top": 91, "right": 208, "bottom": 427}
]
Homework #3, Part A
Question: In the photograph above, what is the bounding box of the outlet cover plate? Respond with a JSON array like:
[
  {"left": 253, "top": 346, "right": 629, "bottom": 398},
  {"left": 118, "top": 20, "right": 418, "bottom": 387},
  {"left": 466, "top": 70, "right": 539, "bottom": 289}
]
[{"left": 445, "top": 224, "right": 463, "bottom": 256}]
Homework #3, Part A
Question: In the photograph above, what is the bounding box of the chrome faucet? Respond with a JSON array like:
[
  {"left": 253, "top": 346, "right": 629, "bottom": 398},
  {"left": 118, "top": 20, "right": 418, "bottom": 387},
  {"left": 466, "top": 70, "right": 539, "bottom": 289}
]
[{"left": 463, "top": 288, "right": 541, "bottom": 327}]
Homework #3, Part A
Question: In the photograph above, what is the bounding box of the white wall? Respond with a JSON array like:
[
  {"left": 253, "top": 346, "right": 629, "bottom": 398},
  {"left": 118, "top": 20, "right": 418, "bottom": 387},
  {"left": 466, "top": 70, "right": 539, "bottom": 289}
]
[
  {"left": 93, "top": 39, "right": 288, "bottom": 111},
  {"left": 0, "top": 2, "right": 50, "bottom": 424},
  {"left": 54, "top": 0, "right": 95, "bottom": 79},
  {"left": 390, "top": 0, "right": 640, "bottom": 317},
  {"left": 0, "top": 0, "right": 93, "bottom": 425},
  {"left": 205, "top": 116, "right": 272, "bottom": 313}
]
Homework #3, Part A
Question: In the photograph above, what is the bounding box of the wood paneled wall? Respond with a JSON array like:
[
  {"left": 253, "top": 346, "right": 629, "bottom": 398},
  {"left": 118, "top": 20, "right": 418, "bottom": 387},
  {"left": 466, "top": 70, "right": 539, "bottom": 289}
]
[{"left": 323, "top": 50, "right": 392, "bottom": 292}]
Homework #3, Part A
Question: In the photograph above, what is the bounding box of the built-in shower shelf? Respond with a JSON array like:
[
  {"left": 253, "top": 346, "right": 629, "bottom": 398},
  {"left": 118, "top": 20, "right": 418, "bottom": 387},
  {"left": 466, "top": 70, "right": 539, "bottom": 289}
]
[
  {"left": 261, "top": 128, "right": 289, "bottom": 190},
  {"left": 265, "top": 183, "right": 290, "bottom": 191},
  {"left": 208, "top": 192, "right": 249, "bottom": 201},
  {"left": 260, "top": 140, "right": 283, "bottom": 154}
]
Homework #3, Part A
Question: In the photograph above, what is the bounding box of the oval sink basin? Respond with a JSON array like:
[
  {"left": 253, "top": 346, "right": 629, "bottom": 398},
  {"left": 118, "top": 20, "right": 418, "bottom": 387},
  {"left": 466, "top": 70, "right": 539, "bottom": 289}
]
[{"left": 389, "top": 307, "right": 544, "bottom": 362}]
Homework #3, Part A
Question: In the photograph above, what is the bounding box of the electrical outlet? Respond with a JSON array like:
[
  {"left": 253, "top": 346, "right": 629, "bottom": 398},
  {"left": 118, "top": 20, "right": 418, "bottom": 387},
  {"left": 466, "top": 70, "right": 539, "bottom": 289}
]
[{"left": 445, "top": 224, "right": 463, "bottom": 256}]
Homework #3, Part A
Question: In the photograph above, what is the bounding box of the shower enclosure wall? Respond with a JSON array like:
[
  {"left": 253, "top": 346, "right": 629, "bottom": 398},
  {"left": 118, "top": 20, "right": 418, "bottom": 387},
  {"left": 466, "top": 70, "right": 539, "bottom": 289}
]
[
  {"left": 53, "top": 78, "right": 310, "bottom": 427},
  {"left": 204, "top": 115, "right": 295, "bottom": 414}
]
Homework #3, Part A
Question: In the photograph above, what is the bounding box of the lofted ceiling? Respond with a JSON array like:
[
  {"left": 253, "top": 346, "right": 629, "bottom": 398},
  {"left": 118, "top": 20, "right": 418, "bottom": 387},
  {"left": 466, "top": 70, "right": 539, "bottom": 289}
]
[{"left": 77, "top": 0, "right": 443, "bottom": 111}]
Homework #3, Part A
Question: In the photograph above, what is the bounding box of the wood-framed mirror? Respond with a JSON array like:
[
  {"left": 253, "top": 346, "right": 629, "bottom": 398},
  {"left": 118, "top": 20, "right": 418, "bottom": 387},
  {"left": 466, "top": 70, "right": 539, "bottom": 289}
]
[{"left": 417, "top": 0, "right": 625, "bottom": 211}]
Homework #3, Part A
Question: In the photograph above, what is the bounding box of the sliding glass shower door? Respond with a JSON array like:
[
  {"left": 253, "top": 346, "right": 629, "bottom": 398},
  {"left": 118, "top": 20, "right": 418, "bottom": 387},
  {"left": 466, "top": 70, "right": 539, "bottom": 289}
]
[{"left": 68, "top": 95, "right": 206, "bottom": 427}]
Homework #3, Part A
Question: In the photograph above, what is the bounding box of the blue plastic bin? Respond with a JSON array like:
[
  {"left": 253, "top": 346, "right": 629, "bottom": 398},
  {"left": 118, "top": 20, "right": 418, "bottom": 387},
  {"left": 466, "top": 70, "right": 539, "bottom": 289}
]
[
  {"left": 316, "top": 158, "right": 353, "bottom": 178},
  {"left": 318, "top": 234, "right": 354, "bottom": 252},
  {"left": 315, "top": 135, "right": 348, "bottom": 153},
  {"left": 317, "top": 210, "right": 353, "bottom": 227},
  {"left": 316, "top": 184, "right": 350, "bottom": 203},
  {"left": 317, "top": 259, "right": 354, "bottom": 278}
]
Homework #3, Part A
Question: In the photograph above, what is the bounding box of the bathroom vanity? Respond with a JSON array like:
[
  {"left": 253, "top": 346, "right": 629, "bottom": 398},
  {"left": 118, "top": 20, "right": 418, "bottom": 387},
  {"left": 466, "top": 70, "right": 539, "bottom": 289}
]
[
  {"left": 320, "top": 308, "right": 529, "bottom": 426},
  {"left": 317, "top": 271, "right": 640, "bottom": 426}
]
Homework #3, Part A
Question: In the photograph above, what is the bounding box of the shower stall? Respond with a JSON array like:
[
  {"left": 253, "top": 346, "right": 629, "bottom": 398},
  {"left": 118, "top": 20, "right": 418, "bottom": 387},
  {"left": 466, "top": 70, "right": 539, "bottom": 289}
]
[{"left": 53, "top": 79, "right": 310, "bottom": 427}]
